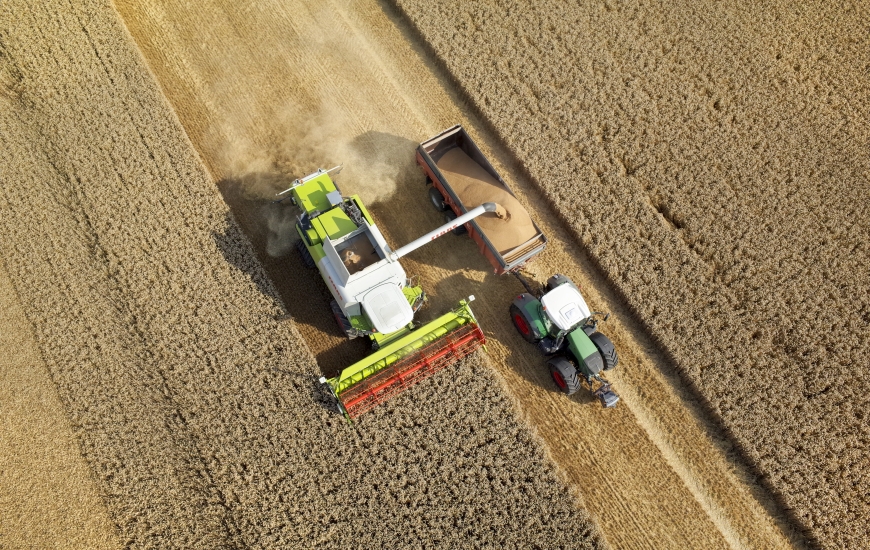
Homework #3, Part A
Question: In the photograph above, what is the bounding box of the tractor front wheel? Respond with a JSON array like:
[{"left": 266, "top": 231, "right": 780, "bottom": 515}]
[
  {"left": 548, "top": 356, "right": 581, "bottom": 395},
  {"left": 510, "top": 304, "right": 539, "bottom": 343},
  {"left": 589, "top": 332, "right": 618, "bottom": 371}
]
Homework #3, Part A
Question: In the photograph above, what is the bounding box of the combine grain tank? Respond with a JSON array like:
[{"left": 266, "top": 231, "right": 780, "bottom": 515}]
[{"left": 417, "top": 125, "right": 547, "bottom": 274}]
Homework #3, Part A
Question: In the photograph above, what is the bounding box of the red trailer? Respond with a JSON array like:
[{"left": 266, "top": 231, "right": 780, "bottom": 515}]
[{"left": 416, "top": 125, "right": 547, "bottom": 274}]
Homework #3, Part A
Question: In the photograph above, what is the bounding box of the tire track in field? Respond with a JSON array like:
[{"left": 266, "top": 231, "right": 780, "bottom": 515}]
[{"left": 114, "top": 1, "right": 800, "bottom": 548}]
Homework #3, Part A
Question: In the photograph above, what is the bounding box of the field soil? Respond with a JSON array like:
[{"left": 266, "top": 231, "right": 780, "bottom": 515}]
[
  {"left": 0, "top": 1, "right": 602, "bottom": 548},
  {"left": 113, "top": 0, "right": 807, "bottom": 548},
  {"left": 392, "top": 0, "right": 870, "bottom": 548}
]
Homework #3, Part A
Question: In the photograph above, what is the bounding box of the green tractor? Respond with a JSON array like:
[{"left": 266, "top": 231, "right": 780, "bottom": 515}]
[{"left": 510, "top": 274, "right": 620, "bottom": 408}]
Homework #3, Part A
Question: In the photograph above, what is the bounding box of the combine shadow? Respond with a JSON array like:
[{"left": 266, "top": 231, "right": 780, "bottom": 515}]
[{"left": 215, "top": 172, "right": 369, "bottom": 379}]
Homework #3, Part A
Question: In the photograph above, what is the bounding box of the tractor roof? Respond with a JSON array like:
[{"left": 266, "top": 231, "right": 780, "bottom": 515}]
[{"left": 540, "top": 283, "right": 591, "bottom": 331}]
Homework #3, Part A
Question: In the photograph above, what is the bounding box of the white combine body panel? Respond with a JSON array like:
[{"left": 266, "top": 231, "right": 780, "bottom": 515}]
[
  {"left": 316, "top": 219, "right": 412, "bottom": 334},
  {"left": 317, "top": 202, "right": 498, "bottom": 334}
]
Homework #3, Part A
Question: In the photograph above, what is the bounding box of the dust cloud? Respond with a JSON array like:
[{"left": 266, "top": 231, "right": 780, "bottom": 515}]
[{"left": 212, "top": 97, "right": 410, "bottom": 257}]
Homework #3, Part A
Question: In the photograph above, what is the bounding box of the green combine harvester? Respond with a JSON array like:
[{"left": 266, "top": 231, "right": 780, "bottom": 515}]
[{"left": 276, "top": 167, "right": 494, "bottom": 418}]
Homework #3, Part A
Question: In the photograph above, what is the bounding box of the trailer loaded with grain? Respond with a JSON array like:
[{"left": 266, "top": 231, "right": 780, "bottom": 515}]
[{"left": 416, "top": 125, "right": 547, "bottom": 274}]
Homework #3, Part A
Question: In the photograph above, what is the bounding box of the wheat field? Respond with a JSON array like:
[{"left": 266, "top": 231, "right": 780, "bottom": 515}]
[
  {"left": 0, "top": 1, "right": 603, "bottom": 548},
  {"left": 393, "top": 0, "right": 870, "bottom": 547}
]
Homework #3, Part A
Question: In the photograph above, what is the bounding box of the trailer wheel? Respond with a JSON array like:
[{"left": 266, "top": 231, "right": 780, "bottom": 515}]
[
  {"left": 589, "top": 332, "right": 619, "bottom": 371},
  {"left": 296, "top": 239, "right": 315, "bottom": 269},
  {"left": 548, "top": 356, "right": 581, "bottom": 395},
  {"left": 428, "top": 186, "right": 448, "bottom": 211},
  {"left": 510, "top": 304, "right": 540, "bottom": 343},
  {"left": 444, "top": 210, "right": 468, "bottom": 235},
  {"left": 330, "top": 300, "right": 358, "bottom": 340}
]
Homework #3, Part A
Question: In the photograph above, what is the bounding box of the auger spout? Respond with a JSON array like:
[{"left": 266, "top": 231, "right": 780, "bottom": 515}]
[{"left": 387, "top": 202, "right": 498, "bottom": 262}]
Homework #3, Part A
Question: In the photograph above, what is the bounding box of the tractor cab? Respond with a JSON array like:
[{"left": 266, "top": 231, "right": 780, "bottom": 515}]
[{"left": 540, "top": 282, "right": 592, "bottom": 334}]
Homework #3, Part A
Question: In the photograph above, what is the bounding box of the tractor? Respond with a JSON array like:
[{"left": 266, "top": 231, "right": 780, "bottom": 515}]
[{"left": 510, "top": 273, "right": 620, "bottom": 408}]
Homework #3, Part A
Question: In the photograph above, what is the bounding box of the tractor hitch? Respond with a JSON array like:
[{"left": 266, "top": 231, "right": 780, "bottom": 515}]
[{"left": 593, "top": 383, "right": 620, "bottom": 408}]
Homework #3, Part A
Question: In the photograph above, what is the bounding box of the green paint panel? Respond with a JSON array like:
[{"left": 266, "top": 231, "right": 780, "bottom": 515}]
[
  {"left": 522, "top": 299, "right": 549, "bottom": 338},
  {"left": 567, "top": 329, "right": 598, "bottom": 363},
  {"left": 350, "top": 194, "right": 375, "bottom": 225},
  {"left": 317, "top": 208, "right": 358, "bottom": 240},
  {"left": 292, "top": 173, "right": 337, "bottom": 214},
  {"left": 310, "top": 244, "right": 326, "bottom": 263},
  {"left": 402, "top": 285, "right": 424, "bottom": 305}
]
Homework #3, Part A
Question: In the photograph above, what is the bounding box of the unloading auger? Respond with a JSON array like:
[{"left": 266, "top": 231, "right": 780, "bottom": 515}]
[{"left": 277, "top": 167, "right": 495, "bottom": 419}]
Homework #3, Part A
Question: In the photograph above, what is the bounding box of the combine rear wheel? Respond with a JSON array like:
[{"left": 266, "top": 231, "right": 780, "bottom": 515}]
[
  {"left": 589, "top": 332, "right": 618, "bottom": 371},
  {"left": 330, "top": 300, "right": 358, "bottom": 339},
  {"left": 510, "top": 304, "right": 539, "bottom": 343},
  {"left": 548, "top": 356, "right": 581, "bottom": 395},
  {"left": 444, "top": 210, "right": 468, "bottom": 235},
  {"left": 428, "top": 187, "right": 448, "bottom": 211}
]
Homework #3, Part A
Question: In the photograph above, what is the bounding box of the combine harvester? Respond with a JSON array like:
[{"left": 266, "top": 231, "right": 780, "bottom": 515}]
[{"left": 276, "top": 167, "right": 496, "bottom": 419}]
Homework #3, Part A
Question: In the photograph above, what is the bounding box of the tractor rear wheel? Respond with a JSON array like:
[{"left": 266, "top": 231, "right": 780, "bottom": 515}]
[
  {"left": 330, "top": 300, "right": 358, "bottom": 340},
  {"left": 444, "top": 210, "right": 468, "bottom": 235},
  {"left": 428, "top": 186, "right": 448, "bottom": 211},
  {"left": 510, "top": 304, "right": 539, "bottom": 343},
  {"left": 548, "top": 356, "right": 581, "bottom": 395},
  {"left": 296, "top": 239, "right": 315, "bottom": 269},
  {"left": 589, "top": 332, "right": 618, "bottom": 371}
]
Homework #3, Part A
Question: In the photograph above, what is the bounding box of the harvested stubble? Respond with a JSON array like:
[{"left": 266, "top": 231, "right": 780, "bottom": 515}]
[
  {"left": 0, "top": 1, "right": 605, "bottom": 548},
  {"left": 393, "top": 0, "right": 870, "bottom": 547}
]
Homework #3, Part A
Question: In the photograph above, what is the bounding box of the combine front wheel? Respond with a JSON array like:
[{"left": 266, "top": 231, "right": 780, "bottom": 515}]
[
  {"left": 548, "top": 356, "right": 581, "bottom": 395},
  {"left": 296, "top": 239, "right": 315, "bottom": 269}
]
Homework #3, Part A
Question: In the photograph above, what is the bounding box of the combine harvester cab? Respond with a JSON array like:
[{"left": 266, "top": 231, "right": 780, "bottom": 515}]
[{"left": 277, "top": 167, "right": 492, "bottom": 419}]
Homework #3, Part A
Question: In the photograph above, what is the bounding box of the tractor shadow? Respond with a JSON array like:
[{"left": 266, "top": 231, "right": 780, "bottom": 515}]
[{"left": 432, "top": 271, "right": 600, "bottom": 407}]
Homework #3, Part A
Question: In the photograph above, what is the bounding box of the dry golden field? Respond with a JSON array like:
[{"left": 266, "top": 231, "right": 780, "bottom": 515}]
[
  {"left": 112, "top": 1, "right": 805, "bottom": 549},
  {"left": 0, "top": 262, "right": 120, "bottom": 549},
  {"left": 0, "top": 1, "right": 603, "bottom": 548},
  {"left": 393, "top": 0, "right": 870, "bottom": 547}
]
